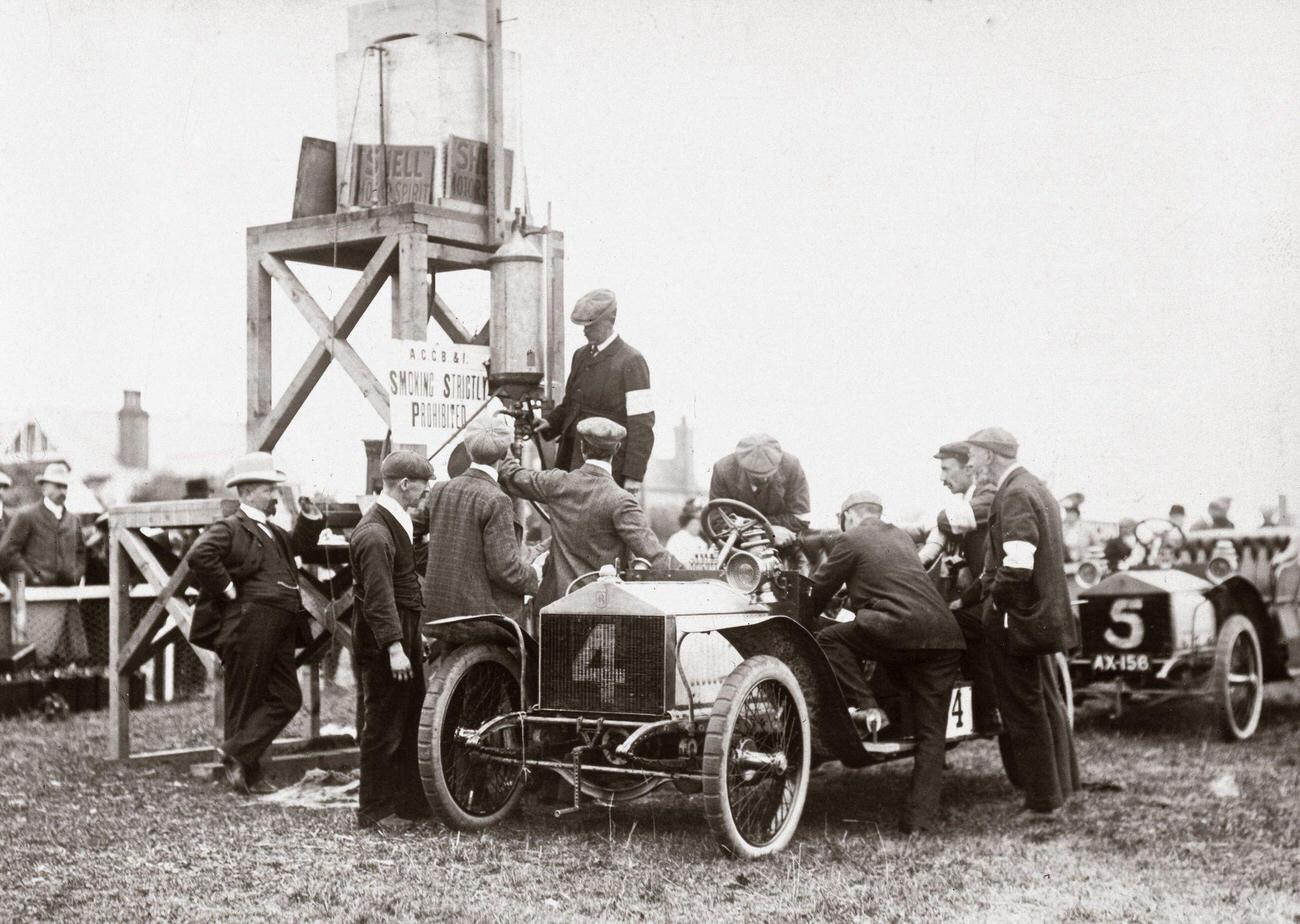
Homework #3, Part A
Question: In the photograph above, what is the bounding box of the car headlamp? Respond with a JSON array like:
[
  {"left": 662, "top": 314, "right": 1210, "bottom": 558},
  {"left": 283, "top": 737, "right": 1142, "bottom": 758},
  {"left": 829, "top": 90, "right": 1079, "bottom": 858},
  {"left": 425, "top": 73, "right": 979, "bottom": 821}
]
[
  {"left": 724, "top": 550, "right": 765, "bottom": 594},
  {"left": 1076, "top": 560, "right": 1102, "bottom": 589},
  {"left": 1206, "top": 540, "right": 1238, "bottom": 584}
]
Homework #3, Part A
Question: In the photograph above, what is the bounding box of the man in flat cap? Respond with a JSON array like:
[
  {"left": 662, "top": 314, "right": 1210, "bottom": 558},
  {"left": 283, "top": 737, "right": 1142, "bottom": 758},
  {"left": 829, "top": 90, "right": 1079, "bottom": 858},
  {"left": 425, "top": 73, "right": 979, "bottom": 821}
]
[
  {"left": 1191, "top": 497, "right": 1235, "bottom": 532},
  {"left": 535, "top": 288, "right": 655, "bottom": 493},
  {"left": 349, "top": 450, "right": 433, "bottom": 831},
  {"left": 423, "top": 414, "right": 539, "bottom": 647},
  {"left": 186, "top": 452, "right": 325, "bottom": 794},
  {"left": 500, "top": 417, "right": 680, "bottom": 608},
  {"left": 964, "top": 427, "right": 1079, "bottom": 815},
  {"left": 709, "top": 434, "right": 811, "bottom": 548},
  {"left": 917, "top": 442, "right": 1000, "bottom": 733},
  {"left": 0, "top": 463, "right": 90, "bottom": 663},
  {"left": 809, "top": 490, "right": 966, "bottom": 833}
]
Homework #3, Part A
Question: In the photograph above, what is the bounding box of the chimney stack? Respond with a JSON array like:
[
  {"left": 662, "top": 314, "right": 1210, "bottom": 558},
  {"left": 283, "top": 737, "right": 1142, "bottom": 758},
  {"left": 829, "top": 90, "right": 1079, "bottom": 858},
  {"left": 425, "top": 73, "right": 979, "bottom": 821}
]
[{"left": 117, "top": 390, "right": 149, "bottom": 469}]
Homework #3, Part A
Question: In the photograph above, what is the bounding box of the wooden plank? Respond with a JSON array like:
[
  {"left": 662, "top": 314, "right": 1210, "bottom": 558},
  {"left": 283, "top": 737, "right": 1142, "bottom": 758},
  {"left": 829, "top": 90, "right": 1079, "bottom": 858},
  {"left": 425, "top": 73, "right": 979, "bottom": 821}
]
[
  {"left": 107, "top": 529, "right": 131, "bottom": 760},
  {"left": 393, "top": 231, "right": 429, "bottom": 340},
  {"left": 190, "top": 746, "right": 359, "bottom": 784},
  {"left": 118, "top": 555, "right": 193, "bottom": 675},
  {"left": 430, "top": 293, "right": 476, "bottom": 345},
  {"left": 299, "top": 581, "right": 354, "bottom": 645},
  {"left": 486, "top": 0, "right": 507, "bottom": 245},
  {"left": 130, "top": 734, "right": 356, "bottom": 769},
  {"left": 116, "top": 532, "right": 214, "bottom": 675},
  {"left": 260, "top": 253, "right": 391, "bottom": 424},
  {"left": 249, "top": 203, "right": 492, "bottom": 255},
  {"left": 250, "top": 342, "right": 330, "bottom": 452},
  {"left": 109, "top": 498, "right": 235, "bottom": 530},
  {"left": 547, "top": 229, "right": 566, "bottom": 404},
  {"left": 428, "top": 241, "right": 491, "bottom": 270},
  {"left": 247, "top": 247, "right": 273, "bottom": 449}
]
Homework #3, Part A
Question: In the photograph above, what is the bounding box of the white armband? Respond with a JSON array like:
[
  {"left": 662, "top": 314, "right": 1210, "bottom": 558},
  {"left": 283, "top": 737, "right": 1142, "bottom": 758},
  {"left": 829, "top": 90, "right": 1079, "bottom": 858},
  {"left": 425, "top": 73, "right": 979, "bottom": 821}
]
[
  {"left": 1002, "top": 540, "right": 1036, "bottom": 570},
  {"left": 625, "top": 389, "right": 654, "bottom": 416}
]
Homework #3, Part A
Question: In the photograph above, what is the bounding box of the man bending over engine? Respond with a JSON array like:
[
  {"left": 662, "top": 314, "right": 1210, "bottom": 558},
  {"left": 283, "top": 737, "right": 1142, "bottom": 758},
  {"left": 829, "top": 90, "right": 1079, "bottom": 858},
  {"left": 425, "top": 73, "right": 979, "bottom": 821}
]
[{"left": 809, "top": 490, "right": 966, "bottom": 833}]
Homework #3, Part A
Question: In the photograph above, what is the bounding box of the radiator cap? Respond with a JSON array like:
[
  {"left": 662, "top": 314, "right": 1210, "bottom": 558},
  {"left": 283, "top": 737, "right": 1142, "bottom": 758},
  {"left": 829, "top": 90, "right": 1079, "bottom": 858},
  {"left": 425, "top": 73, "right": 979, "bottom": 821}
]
[{"left": 597, "top": 564, "right": 620, "bottom": 583}]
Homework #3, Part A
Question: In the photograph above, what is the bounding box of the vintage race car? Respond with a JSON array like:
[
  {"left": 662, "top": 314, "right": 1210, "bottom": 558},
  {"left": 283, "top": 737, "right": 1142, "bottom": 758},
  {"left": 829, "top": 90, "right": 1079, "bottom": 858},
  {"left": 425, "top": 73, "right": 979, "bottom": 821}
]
[
  {"left": 1068, "top": 519, "right": 1300, "bottom": 740},
  {"left": 415, "top": 499, "right": 993, "bottom": 858}
]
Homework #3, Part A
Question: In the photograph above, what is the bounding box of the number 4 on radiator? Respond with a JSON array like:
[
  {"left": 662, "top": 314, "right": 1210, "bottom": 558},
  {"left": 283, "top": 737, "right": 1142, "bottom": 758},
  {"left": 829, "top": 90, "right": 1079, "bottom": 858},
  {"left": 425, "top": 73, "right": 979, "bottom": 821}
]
[{"left": 572, "top": 624, "right": 626, "bottom": 684}]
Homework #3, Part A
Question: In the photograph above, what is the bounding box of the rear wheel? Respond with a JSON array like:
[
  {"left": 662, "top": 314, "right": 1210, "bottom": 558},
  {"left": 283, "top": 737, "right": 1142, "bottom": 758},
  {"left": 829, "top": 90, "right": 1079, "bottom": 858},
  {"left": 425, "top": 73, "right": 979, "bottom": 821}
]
[
  {"left": 1212, "top": 615, "right": 1263, "bottom": 742},
  {"left": 417, "top": 644, "right": 526, "bottom": 829},
  {"left": 702, "top": 656, "right": 810, "bottom": 859}
]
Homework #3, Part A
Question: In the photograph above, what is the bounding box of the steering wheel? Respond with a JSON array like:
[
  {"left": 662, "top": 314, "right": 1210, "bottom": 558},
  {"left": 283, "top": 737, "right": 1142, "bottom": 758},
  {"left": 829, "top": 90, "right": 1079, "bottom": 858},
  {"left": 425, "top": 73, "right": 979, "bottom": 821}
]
[
  {"left": 700, "top": 499, "right": 776, "bottom": 564},
  {"left": 1134, "top": 518, "right": 1187, "bottom": 564}
]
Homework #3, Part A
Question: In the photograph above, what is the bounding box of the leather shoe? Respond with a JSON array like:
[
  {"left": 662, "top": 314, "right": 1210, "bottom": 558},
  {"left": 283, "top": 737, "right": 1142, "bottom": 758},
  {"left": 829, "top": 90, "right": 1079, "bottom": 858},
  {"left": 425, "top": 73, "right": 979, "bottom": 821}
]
[
  {"left": 248, "top": 778, "right": 277, "bottom": 795},
  {"left": 215, "top": 748, "right": 250, "bottom": 795}
]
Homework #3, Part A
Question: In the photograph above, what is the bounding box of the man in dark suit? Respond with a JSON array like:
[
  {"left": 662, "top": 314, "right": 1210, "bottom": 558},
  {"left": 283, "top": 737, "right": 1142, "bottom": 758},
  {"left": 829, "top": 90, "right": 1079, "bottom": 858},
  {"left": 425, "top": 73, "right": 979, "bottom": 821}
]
[
  {"left": 186, "top": 452, "right": 324, "bottom": 794},
  {"left": 810, "top": 490, "right": 966, "bottom": 833},
  {"left": 499, "top": 417, "right": 680, "bottom": 609},
  {"left": 918, "top": 442, "right": 1001, "bottom": 733},
  {"left": 709, "top": 434, "right": 811, "bottom": 547},
  {"left": 423, "top": 414, "right": 538, "bottom": 645},
  {"left": 349, "top": 451, "right": 433, "bottom": 832},
  {"left": 966, "top": 427, "right": 1079, "bottom": 816},
  {"left": 535, "top": 289, "right": 655, "bottom": 491},
  {"left": 0, "top": 463, "right": 89, "bottom": 663}
]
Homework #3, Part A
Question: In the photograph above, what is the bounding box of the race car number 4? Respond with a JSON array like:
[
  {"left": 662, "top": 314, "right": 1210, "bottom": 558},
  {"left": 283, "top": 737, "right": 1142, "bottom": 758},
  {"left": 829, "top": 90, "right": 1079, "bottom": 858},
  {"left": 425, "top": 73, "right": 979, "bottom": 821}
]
[
  {"left": 945, "top": 685, "right": 973, "bottom": 737},
  {"left": 1092, "top": 653, "right": 1150, "bottom": 672}
]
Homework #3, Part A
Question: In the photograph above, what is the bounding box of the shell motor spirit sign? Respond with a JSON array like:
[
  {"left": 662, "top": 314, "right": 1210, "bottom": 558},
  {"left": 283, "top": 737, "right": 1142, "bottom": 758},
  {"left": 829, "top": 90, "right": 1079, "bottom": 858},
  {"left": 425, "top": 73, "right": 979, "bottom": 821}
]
[{"left": 389, "top": 339, "right": 495, "bottom": 449}]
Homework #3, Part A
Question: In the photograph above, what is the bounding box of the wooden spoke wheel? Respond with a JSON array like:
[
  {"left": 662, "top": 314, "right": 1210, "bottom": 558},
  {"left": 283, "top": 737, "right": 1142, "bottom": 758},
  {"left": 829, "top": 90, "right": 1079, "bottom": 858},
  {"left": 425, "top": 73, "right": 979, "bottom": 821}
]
[
  {"left": 418, "top": 644, "right": 526, "bottom": 830},
  {"left": 702, "top": 656, "right": 810, "bottom": 859},
  {"left": 1211, "top": 615, "right": 1263, "bottom": 742}
]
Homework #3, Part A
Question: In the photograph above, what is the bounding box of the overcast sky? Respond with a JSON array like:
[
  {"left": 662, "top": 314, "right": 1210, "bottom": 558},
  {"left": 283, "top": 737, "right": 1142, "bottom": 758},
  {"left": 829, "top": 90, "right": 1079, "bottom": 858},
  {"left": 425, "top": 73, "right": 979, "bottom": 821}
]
[{"left": 2, "top": 0, "right": 1297, "bottom": 524}]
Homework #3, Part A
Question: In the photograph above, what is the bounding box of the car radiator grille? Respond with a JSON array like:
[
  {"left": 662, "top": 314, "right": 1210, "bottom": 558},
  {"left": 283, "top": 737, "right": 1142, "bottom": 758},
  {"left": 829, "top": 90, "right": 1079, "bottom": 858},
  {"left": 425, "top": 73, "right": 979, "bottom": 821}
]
[{"left": 539, "top": 613, "right": 666, "bottom": 716}]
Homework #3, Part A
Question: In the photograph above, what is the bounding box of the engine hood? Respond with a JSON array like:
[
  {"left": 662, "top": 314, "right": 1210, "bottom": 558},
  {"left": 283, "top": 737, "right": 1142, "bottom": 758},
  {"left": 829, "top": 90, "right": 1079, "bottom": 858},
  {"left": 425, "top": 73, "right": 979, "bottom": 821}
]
[
  {"left": 540, "top": 578, "right": 767, "bottom": 617},
  {"left": 1081, "top": 569, "right": 1211, "bottom": 598}
]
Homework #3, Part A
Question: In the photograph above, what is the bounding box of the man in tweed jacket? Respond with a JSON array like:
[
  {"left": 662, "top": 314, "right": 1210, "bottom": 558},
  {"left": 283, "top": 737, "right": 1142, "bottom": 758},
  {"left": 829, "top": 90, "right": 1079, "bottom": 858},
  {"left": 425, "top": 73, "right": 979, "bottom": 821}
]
[
  {"left": 499, "top": 417, "right": 680, "bottom": 609},
  {"left": 423, "top": 415, "right": 539, "bottom": 644}
]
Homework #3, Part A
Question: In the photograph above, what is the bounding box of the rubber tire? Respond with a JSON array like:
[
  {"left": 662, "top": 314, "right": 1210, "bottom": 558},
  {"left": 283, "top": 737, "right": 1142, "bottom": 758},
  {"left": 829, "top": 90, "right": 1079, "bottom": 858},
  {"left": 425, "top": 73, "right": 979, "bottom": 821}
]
[
  {"left": 702, "top": 655, "right": 810, "bottom": 859},
  {"left": 1212, "top": 615, "right": 1264, "bottom": 742},
  {"left": 417, "top": 643, "right": 526, "bottom": 830}
]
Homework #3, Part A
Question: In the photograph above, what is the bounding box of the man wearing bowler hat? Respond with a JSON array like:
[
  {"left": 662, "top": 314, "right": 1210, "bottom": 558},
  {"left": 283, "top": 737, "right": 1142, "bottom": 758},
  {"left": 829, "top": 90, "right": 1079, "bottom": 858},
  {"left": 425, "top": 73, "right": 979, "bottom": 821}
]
[
  {"left": 534, "top": 289, "right": 655, "bottom": 492},
  {"left": 186, "top": 452, "right": 325, "bottom": 794},
  {"left": 499, "top": 417, "right": 679, "bottom": 609},
  {"left": 964, "top": 427, "right": 1079, "bottom": 816},
  {"left": 422, "top": 414, "right": 539, "bottom": 649},
  {"left": 350, "top": 450, "right": 433, "bottom": 831},
  {"left": 809, "top": 489, "right": 966, "bottom": 833},
  {"left": 0, "top": 463, "right": 90, "bottom": 662},
  {"left": 709, "top": 433, "right": 811, "bottom": 548}
]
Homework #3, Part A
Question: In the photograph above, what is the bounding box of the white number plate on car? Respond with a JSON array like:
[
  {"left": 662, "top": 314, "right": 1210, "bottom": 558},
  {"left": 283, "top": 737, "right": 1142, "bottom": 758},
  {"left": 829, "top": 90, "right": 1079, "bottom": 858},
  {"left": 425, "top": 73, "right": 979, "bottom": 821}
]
[
  {"left": 1091, "top": 653, "right": 1151, "bottom": 672},
  {"left": 945, "top": 684, "right": 973, "bottom": 738}
]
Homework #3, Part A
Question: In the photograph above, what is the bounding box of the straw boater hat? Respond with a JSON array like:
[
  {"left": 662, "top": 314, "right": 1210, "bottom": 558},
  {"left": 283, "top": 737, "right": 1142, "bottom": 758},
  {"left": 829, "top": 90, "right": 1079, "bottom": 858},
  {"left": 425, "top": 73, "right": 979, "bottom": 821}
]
[
  {"left": 224, "top": 452, "right": 287, "bottom": 488},
  {"left": 35, "top": 464, "right": 71, "bottom": 487}
]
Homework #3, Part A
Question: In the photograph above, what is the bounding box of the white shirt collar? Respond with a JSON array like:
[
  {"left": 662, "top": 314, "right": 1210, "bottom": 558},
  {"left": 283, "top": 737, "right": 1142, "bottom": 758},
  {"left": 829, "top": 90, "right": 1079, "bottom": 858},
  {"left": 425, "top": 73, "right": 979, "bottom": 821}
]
[
  {"left": 43, "top": 497, "right": 66, "bottom": 519},
  {"left": 594, "top": 331, "right": 618, "bottom": 353},
  {"left": 469, "top": 462, "right": 499, "bottom": 483},
  {"left": 240, "top": 503, "right": 269, "bottom": 525},
  {"left": 996, "top": 464, "right": 1024, "bottom": 491},
  {"left": 375, "top": 493, "right": 414, "bottom": 541},
  {"left": 964, "top": 482, "right": 976, "bottom": 501},
  {"left": 585, "top": 459, "right": 614, "bottom": 475}
]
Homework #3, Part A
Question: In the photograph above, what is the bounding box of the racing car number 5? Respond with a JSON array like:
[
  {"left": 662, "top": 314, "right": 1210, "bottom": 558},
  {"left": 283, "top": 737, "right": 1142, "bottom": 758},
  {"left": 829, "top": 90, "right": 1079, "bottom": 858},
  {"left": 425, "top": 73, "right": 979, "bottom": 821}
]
[{"left": 1104, "top": 598, "right": 1146, "bottom": 650}]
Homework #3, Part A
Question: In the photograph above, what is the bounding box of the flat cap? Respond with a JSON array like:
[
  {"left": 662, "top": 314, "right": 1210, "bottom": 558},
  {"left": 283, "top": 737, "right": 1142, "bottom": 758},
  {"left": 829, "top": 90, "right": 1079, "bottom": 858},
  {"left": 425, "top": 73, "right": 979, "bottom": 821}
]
[
  {"left": 933, "top": 441, "right": 970, "bottom": 463},
  {"left": 1211, "top": 495, "right": 1232, "bottom": 508},
  {"left": 577, "top": 416, "right": 626, "bottom": 448},
  {"left": 381, "top": 450, "right": 433, "bottom": 482},
  {"left": 965, "top": 426, "right": 1019, "bottom": 459},
  {"left": 1060, "top": 491, "right": 1085, "bottom": 510},
  {"left": 841, "top": 490, "right": 883, "bottom": 514},
  {"left": 735, "top": 433, "right": 782, "bottom": 477},
  {"left": 571, "top": 288, "right": 618, "bottom": 325},
  {"left": 0, "top": 470, "right": 11, "bottom": 489},
  {"left": 463, "top": 413, "right": 516, "bottom": 462}
]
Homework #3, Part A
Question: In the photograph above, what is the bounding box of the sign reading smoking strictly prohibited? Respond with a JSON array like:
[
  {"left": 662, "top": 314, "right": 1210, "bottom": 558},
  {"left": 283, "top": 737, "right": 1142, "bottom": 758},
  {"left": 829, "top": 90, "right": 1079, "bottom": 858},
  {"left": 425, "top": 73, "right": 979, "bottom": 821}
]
[{"left": 389, "top": 339, "right": 494, "bottom": 447}]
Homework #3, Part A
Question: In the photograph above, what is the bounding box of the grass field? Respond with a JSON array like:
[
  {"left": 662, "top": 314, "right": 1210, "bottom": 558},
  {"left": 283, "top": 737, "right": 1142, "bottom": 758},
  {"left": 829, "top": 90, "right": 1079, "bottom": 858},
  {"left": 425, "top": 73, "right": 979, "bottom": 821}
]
[{"left": 2, "top": 685, "right": 1299, "bottom": 923}]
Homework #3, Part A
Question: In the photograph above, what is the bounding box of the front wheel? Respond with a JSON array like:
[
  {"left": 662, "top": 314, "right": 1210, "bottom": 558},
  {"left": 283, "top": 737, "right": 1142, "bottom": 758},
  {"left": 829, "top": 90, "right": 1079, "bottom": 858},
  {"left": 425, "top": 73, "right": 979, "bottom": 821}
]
[
  {"left": 1211, "top": 615, "right": 1263, "bottom": 742},
  {"left": 702, "top": 655, "right": 810, "bottom": 859},
  {"left": 417, "top": 644, "right": 526, "bottom": 829}
]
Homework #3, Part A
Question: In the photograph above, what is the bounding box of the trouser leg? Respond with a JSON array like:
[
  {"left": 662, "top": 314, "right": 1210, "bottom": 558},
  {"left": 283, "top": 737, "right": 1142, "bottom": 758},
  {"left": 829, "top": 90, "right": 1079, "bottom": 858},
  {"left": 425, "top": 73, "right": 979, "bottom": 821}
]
[
  {"left": 988, "top": 641, "right": 1065, "bottom": 811},
  {"left": 220, "top": 605, "right": 302, "bottom": 771},
  {"left": 953, "top": 606, "right": 999, "bottom": 731},
  {"left": 817, "top": 621, "right": 880, "bottom": 711},
  {"left": 357, "top": 654, "right": 403, "bottom": 821},
  {"left": 899, "top": 650, "right": 962, "bottom": 830}
]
